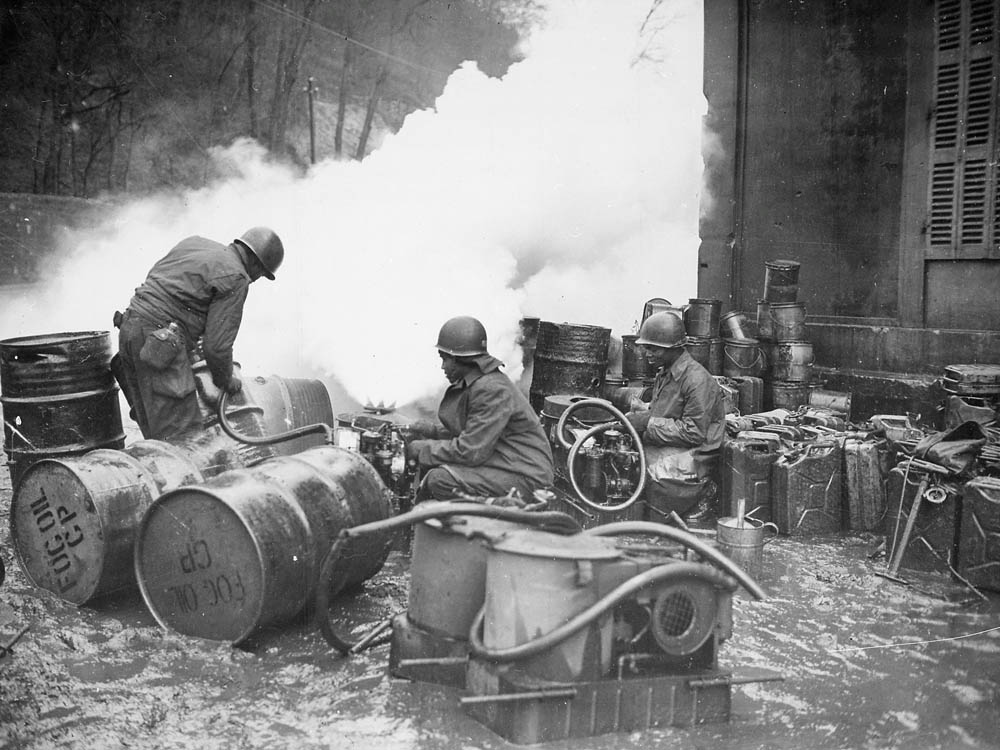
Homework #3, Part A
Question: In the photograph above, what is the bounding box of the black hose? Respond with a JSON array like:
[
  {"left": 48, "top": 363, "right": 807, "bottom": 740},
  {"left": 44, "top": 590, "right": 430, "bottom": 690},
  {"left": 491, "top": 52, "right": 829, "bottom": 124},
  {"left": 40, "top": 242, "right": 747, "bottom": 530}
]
[
  {"left": 467, "top": 561, "right": 737, "bottom": 663},
  {"left": 555, "top": 398, "right": 647, "bottom": 512},
  {"left": 583, "top": 520, "right": 767, "bottom": 600},
  {"left": 217, "top": 390, "right": 334, "bottom": 446},
  {"left": 315, "top": 502, "right": 583, "bottom": 654}
]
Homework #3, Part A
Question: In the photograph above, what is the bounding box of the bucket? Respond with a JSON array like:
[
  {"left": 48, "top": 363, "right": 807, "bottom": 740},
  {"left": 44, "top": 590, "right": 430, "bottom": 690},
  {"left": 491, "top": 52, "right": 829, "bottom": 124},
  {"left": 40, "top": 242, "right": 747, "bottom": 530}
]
[
  {"left": 722, "top": 338, "right": 766, "bottom": 378},
  {"left": 684, "top": 298, "right": 722, "bottom": 339},
  {"left": 719, "top": 311, "right": 752, "bottom": 340},
  {"left": 529, "top": 322, "right": 610, "bottom": 413},
  {"left": 1, "top": 331, "right": 124, "bottom": 486},
  {"left": 770, "top": 302, "right": 807, "bottom": 342},
  {"left": 756, "top": 300, "right": 773, "bottom": 340},
  {"left": 770, "top": 381, "right": 812, "bottom": 410},
  {"left": 771, "top": 341, "right": 814, "bottom": 382},
  {"left": 9, "top": 428, "right": 266, "bottom": 605},
  {"left": 135, "top": 446, "right": 395, "bottom": 643},
  {"left": 621, "top": 334, "right": 655, "bottom": 381},
  {"left": 763, "top": 260, "right": 800, "bottom": 303},
  {"left": 715, "top": 516, "right": 778, "bottom": 580}
]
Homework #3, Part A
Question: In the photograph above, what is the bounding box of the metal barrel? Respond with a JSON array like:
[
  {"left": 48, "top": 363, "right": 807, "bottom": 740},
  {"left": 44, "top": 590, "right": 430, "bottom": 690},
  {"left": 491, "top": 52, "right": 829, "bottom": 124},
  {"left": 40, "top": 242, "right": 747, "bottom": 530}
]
[
  {"left": 722, "top": 338, "right": 766, "bottom": 378},
  {"left": 771, "top": 341, "right": 815, "bottom": 382},
  {"left": 769, "top": 302, "right": 807, "bottom": 342},
  {"left": 241, "top": 374, "right": 334, "bottom": 457},
  {"left": 720, "top": 310, "right": 752, "bottom": 340},
  {"left": 8, "top": 432, "right": 257, "bottom": 605},
  {"left": 529, "top": 322, "right": 610, "bottom": 413},
  {"left": 763, "top": 259, "right": 800, "bottom": 302},
  {"left": 683, "top": 298, "right": 722, "bottom": 339},
  {"left": 1, "top": 331, "right": 124, "bottom": 486},
  {"left": 134, "top": 446, "right": 395, "bottom": 644},
  {"left": 621, "top": 334, "right": 655, "bottom": 381},
  {"left": 686, "top": 336, "right": 722, "bottom": 375},
  {"left": 769, "top": 381, "right": 812, "bottom": 411},
  {"left": 0, "top": 331, "right": 115, "bottom": 396}
]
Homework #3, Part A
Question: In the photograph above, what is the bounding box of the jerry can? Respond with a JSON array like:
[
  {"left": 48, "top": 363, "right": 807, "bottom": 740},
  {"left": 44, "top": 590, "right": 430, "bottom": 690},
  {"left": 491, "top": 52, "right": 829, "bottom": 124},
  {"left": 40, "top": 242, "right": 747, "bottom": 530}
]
[
  {"left": 731, "top": 376, "right": 764, "bottom": 416},
  {"left": 772, "top": 441, "right": 843, "bottom": 535},
  {"left": 883, "top": 465, "right": 959, "bottom": 574},
  {"left": 843, "top": 438, "right": 888, "bottom": 532},
  {"left": 957, "top": 476, "right": 1000, "bottom": 591},
  {"left": 721, "top": 433, "right": 780, "bottom": 522}
]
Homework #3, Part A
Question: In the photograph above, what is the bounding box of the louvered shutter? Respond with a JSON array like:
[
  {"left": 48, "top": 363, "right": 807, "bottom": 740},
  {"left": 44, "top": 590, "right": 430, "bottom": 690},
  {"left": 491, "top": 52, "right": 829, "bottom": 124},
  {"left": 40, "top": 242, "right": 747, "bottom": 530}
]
[{"left": 927, "top": 0, "right": 999, "bottom": 258}]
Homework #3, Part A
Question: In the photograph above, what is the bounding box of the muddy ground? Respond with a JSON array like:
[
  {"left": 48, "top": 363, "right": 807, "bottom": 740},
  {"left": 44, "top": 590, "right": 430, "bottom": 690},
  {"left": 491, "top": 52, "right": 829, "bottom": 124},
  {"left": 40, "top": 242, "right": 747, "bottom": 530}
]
[{"left": 1, "top": 448, "right": 999, "bottom": 750}]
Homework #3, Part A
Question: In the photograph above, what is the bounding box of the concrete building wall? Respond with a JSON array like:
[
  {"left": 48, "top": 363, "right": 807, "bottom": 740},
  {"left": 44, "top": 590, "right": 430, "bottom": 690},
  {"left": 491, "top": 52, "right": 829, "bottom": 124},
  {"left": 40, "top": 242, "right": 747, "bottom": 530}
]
[{"left": 700, "top": 0, "right": 1000, "bottom": 421}]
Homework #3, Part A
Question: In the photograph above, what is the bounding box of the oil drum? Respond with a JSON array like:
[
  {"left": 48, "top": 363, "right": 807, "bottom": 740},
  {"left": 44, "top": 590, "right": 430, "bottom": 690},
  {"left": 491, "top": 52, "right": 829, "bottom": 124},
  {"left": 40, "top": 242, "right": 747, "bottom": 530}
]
[
  {"left": 763, "top": 260, "right": 800, "bottom": 303},
  {"left": 1, "top": 331, "right": 124, "bottom": 486},
  {"left": 683, "top": 298, "right": 722, "bottom": 339},
  {"left": 722, "top": 338, "right": 766, "bottom": 379},
  {"left": 771, "top": 341, "right": 814, "bottom": 382},
  {"left": 529, "top": 322, "right": 610, "bottom": 413},
  {"left": 621, "top": 334, "right": 655, "bottom": 381},
  {"left": 134, "top": 446, "right": 395, "bottom": 644},
  {"left": 241, "top": 373, "right": 334, "bottom": 456},
  {"left": 9, "top": 431, "right": 256, "bottom": 605}
]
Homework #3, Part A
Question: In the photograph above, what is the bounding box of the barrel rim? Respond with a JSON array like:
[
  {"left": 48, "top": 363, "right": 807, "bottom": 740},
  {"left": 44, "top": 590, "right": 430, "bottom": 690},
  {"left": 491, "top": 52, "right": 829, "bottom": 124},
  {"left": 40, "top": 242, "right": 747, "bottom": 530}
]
[
  {"left": 1, "top": 386, "right": 121, "bottom": 405},
  {"left": 135, "top": 487, "right": 268, "bottom": 644},
  {"left": 0, "top": 330, "right": 112, "bottom": 348},
  {"left": 11, "top": 457, "right": 114, "bottom": 604}
]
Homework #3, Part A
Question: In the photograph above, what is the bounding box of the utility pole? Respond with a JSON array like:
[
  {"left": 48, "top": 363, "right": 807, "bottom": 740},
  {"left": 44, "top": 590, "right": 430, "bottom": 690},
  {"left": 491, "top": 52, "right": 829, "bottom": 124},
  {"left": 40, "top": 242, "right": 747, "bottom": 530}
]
[{"left": 306, "top": 77, "right": 317, "bottom": 164}]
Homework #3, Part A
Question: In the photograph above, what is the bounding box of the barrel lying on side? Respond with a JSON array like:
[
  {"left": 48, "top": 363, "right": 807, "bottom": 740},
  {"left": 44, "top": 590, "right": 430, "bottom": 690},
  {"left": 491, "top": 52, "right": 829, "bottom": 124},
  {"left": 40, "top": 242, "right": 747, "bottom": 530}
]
[{"left": 134, "top": 446, "right": 396, "bottom": 644}]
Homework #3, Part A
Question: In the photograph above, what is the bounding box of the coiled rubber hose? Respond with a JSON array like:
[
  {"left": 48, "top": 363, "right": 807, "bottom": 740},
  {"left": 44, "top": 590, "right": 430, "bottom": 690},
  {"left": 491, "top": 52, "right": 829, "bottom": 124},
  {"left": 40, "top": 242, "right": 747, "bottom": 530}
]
[
  {"left": 554, "top": 397, "right": 647, "bottom": 512},
  {"left": 217, "top": 390, "right": 334, "bottom": 446}
]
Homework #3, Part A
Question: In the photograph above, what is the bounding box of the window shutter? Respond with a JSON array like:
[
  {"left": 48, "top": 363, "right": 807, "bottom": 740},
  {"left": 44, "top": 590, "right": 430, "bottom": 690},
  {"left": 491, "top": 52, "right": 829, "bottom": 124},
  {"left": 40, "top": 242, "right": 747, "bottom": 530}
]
[{"left": 927, "top": 0, "right": 999, "bottom": 258}]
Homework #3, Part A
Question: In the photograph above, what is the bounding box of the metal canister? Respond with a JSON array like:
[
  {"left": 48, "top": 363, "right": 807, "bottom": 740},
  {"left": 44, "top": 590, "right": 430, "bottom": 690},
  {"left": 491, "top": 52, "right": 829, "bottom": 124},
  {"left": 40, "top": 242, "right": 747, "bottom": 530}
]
[
  {"left": 134, "top": 446, "right": 395, "bottom": 644},
  {"left": 763, "top": 259, "right": 800, "bottom": 302},
  {"left": 1, "top": 331, "right": 125, "bottom": 486},
  {"left": 722, "top": 338, "right": 766, "bottom": 379},
  {"left": 529, "top": 322, "right": 610, "bottom": 413},
  {"left": 621, "top": 334, "right": 655, "bottom": 381},
  {"left": 719, "top": 311, "right": 752, "bottom": 340},
  {"left": 771, "top": 341, "right": 814, "bottom": 382},
  {"left": 769, "top": 302, "right": 807, "bottom": 342},
  {"left": 684, "top": 298, "right": 722, "bottom": 339}
]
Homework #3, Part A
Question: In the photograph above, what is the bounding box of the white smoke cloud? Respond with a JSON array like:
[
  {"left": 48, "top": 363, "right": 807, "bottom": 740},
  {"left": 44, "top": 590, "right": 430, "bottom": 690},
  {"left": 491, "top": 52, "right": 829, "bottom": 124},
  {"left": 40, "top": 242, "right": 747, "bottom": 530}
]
[{"left": 0, "top": 0, "right": 705, "bottom": 411}]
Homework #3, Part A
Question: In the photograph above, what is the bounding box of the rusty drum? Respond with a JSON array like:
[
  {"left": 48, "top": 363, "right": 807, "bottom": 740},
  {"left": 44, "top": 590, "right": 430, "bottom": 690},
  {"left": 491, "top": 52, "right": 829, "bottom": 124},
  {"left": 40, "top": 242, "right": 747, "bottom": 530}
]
[
  {"left": 1, "top": 331, "right": 124, "bottom": 487},
  {"left": 529, "top": 322, "right": 610, "bottom": 413},
  {"left": 763, "top": 259, "right": 800, "bottom": 303},
  {"left": 134, "top": 446, "right": 395, "bottom": 643}
]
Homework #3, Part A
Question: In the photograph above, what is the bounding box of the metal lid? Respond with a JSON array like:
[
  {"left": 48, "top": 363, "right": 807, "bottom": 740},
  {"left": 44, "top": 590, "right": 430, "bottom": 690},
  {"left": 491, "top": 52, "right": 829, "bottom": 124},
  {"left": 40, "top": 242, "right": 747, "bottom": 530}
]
[{"left": 490, "top": 528, "right": 622, "bottom": 561}]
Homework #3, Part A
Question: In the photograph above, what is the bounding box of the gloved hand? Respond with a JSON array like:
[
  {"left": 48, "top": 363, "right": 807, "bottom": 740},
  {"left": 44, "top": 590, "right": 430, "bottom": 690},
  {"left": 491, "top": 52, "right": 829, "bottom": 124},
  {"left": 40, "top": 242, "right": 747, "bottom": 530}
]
[
  {"left": 405, "top": 439, "right": 429, "bottom": 462},
  {"left": 225, "top": 375, "right": 243, "bottom": 395},
  {"left": 405, "top": 419, "right": 438, "bottom": 439},
  {"left": 625, "top": 410, "right": 651, "bottom": 433}
]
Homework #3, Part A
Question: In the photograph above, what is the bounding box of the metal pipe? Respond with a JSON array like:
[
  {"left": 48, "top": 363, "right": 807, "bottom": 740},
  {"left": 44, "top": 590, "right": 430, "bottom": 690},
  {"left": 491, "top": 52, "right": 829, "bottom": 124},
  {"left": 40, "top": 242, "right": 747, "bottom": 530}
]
[{"left": 459, "top": 689, "right": 577, "bottom": 705}]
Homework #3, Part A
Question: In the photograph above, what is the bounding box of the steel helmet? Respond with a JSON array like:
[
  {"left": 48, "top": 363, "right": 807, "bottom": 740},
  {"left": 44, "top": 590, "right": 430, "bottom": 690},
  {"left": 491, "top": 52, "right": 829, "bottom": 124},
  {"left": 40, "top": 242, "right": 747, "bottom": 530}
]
[
  {"left": 236, "top": 226, "right": 284, "bottom": 280},
  {"left": 635, "top": 311, "right": 687, "bottom": 349},
  {"left": 436, "top": 316, "right": 488, "bottom": 357}
]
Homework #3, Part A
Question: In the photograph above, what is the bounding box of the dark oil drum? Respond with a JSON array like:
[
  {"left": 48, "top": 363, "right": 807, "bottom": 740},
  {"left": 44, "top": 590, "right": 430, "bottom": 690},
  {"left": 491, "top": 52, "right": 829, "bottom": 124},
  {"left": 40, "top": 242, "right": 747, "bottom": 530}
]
[
  {"left": 529, "top": 322, "right": 610, "bottom": 413},
  {"left": 241, "top": 374, "right": 334, "bottom": 457},
  {"left": 11, "top": 446, "right": 203, "bottom": 604},
  {"left": 1, "top": 331, "right": 124, "bottom": 486},
  {"left": 7, "top": 428, "right": 268, "bottom": 604},
  {"left": 763, "top": 259, "right": 800, "bottom": 303},
  {"left": 134, "top": 446, "right": 395, "bottom": 644}
]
